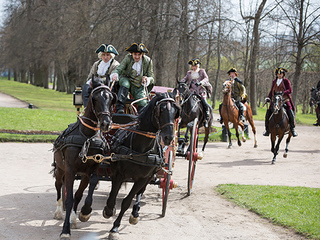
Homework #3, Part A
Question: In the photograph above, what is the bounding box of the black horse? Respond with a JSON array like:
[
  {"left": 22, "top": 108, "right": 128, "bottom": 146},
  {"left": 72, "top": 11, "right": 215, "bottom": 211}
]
[
  {"left": 52, "top": 78, "right": 117, "bottom": 240},
  {"left": 310, "top": 87, "right": 320, "bottom": 126},
  {"left": 173, "top": 81, "right": 213, "bottom": 155},
  {"left": 102, "top": 92, "right": 180, "bottom": 240},
  {"left": 268, "top": 92, "right": 292, "bottom": 164}
]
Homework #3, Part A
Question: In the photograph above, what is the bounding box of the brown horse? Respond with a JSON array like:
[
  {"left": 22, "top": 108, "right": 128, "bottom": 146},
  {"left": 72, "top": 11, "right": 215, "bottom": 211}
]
[
  {"left": 268, "top": 92, "right": 292, "bottom": 164},
  {"left": 221, "top": 81, "right": 257, "bottom": 148},
  {"left": 52, "top": 79, "right": 117, "bottom": 240}
]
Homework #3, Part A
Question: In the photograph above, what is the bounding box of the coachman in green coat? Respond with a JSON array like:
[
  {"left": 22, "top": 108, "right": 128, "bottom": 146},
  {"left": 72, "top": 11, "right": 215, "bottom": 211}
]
[{"left": 110, "top": 43, "right": 154, "bottom": 113}]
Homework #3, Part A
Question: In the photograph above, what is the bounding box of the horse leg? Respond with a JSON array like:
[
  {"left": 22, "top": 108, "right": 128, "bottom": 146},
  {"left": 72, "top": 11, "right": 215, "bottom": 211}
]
[
  {"left": 79, "top": 172, "right": 99, "bottom": 222},
  {"left": 54, "top": 165, "right": 64, "bottom": 220},
  {"left": 130, "top": 186, "right": 146, "bottom": 225},
  {"left": 283, "top": 134, "right": 292, "bottom": 158},
  {"left": 200, "top": 126, "right": 210, "bottom": 155},
  {"left": 272, "top": 135, "right": 283, "bottom": 164},
  {"left": 66, "top": 175, "right": 89, "bottom": 229},
  {"left": 270, "top": 133, "right": 277, "bottom": 164},
  {"left": 60, "top": 166, "right": 76, "bottom": 239},
  {"left": 235, "top": 124, "right": 242, "bottom": 146},
  {"left": 247, "top": 116, "right": 258, "bottom": 148},
  {"left": 103, "top": 173, "right": 123, "bottom": 219},
  {"left": 239, "top": 122, "right": 246, "bottom": 143},
  {"left": 224, "top": 123, "right": 232, "bottom": 148},
  {"left": 108, "top": 178, "right": 150, "bottom": 240},
  {"left": 177, "top": 123, "right": 186, "bottom": 154}
]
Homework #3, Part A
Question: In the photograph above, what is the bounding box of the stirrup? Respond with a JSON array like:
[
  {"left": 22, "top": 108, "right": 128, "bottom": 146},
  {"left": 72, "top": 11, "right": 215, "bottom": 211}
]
[
  {"left": 240, "top": 115, "right": 246, "bottom": 122},
  {"left": 217, "top": 117, "right": 223, "bottom": 124}
]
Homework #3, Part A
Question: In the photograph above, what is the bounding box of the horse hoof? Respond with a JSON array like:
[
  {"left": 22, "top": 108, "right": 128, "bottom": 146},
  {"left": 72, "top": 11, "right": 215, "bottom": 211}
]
[
  {"left": 283, "top": 153, "right": 287, "bottom": 158},
  {"left": 254, "top": 144, "right": 258, "bottom": 148},
  {"left": 129, "top": 214, "right": 139, "bottom": 225},
  {"left": 103, "top": 207, "right": 116, "bottom": 219},
  {"left": 60, "top": 233, "right": 71, "bottom": 240},
  {"left": 272, "top": 160, "right": 276, "bottom": 164},
  {"left": 79, "top": 212, "right": 91, "bottom": 222},
  {"left": 238, "top": 142, "right": 242, "bottom": 146},
  {"left": 228, "top": 145, "right": 232, "bottom": 149},
  {"left": 108, "top": 232, "right": 120, "bottom": 240},
  {"left": 242, "top": 137, "right": 246, "bottom": 142}
]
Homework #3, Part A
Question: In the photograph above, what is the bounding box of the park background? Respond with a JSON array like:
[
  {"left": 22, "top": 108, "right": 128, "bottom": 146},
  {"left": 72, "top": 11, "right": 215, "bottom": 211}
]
[{"left": 0, "top": 0, "right": 319, "bottom": 116}]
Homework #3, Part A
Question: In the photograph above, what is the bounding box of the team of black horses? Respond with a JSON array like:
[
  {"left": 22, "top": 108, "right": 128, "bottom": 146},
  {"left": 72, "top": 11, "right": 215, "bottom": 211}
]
[{"left": 52, "top": 77, "right": 319, "bottom": 239}]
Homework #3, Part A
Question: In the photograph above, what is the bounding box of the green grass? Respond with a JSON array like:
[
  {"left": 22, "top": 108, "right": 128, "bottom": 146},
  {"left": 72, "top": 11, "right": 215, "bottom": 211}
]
[
  {"left": 0, "top": 108, "right": 77, "bottom": 131},
  {"left": 216, "top": 184, "right": 320, "bottom": 239},
  {"left": 0, "top": 78, "right": 80, "bottom": 142},
  {"left": 0, "top": 79, "right": 75, "bottom": 111}
]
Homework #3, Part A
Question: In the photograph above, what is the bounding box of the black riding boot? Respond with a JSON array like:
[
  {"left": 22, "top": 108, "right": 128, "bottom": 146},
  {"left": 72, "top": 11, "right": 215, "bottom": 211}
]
[
  {"left": 287, "top": 109, "right": 298, "bottom": 137},
  {"left": 82, "top": 83, "right": 91, "bottom": 108},
  {"left": 237, "top": 101, "right": 245, "bottom": 122},
  {"left": 201, "top": 98, "right": 210, "bottom": 127},
  {"left": 263, "top": 109, "right": 271, "bottom": 136},
  {"left": 218, "top": 103, "right": 223, "bottom": 124},
  {"left": 116, "top": 86, "right": 129, "bottom": 114}
]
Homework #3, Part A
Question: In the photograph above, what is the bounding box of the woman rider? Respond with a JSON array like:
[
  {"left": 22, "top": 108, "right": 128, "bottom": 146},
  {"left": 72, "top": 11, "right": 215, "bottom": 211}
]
[{"left": 263, "top": 67, "right": 298, "bottom": 137}]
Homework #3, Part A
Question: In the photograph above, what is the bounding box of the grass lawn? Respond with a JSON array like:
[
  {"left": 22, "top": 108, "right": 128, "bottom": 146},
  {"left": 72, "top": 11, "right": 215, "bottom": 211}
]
[{"left": 216, "top": 184, "right": 320, "bottom": 239}]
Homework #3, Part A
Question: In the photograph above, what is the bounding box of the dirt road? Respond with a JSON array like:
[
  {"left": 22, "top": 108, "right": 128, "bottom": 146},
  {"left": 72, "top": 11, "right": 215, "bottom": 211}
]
[{"left": 0, "top": 118, "right": 319, "bottom": 240}]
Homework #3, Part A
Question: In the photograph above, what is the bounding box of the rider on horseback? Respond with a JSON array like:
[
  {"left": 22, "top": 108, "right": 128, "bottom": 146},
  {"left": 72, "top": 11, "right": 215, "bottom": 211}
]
[
  {"left": 82, "top": 44, "right": 120, "bottom": 107},
  {"left": 181, "top": 58, "right": 212, "bottom": 127},
  {"left": 311, "top": 80, "right": 320, "bottom": 126},
  {"left": 218, "top": 68, "right": 247, "bottom": 124},
  {"left": 263, "top": 67, "right": 298, "bottom": 137},
  {"left": 110, "top": 43, "right": 154, "bottom": 114}
]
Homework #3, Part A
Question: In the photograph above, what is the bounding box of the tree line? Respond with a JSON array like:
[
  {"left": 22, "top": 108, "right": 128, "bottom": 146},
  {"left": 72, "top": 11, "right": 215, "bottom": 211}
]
[{"left": 0, "top": 0, "right": 319, "bottom": 114}]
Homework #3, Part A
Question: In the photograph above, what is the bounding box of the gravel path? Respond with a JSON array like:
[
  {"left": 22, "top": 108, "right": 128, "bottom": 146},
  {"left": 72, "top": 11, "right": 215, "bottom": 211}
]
[{"left": 0, "top": 92, "right": 319, "bottom": 240}]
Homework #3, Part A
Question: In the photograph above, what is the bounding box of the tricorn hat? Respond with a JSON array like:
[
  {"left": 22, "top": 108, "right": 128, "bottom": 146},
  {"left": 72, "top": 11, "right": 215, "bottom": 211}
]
[
  {"left": 275, "top": 67, "right": 288, "bottom": 75},
  {"left": 95, "top": 44, "right": 119, "bottom": 55},
  {"left": 188, "top": 58, "right": 202, "bottom": 66},
  {"left": 227, "top": 68, "right": 237, "bottom": 74},
  {"left": 125, "top": 43, "right": 149, "bottom": 53}
]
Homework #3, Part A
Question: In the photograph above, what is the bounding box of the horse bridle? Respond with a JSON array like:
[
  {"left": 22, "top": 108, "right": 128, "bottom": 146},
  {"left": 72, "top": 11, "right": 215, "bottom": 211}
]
[
  {"left": 272, "top": 94, "right": 283, "bottom": 114},
  {"left": 152, "top": 96, "right": 179, "bottom": 131},
  {"left": 79, "top": 85, "right": 112, "bottom": 131}
]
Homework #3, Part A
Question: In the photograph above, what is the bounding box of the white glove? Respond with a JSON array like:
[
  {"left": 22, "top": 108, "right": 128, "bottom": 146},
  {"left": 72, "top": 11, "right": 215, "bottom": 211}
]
[
  {"left": 110, "top": 73, "right": 119, "bottom": 82},
  {"left": 142, "top": 77, "right": 151, "bottom": 87}
]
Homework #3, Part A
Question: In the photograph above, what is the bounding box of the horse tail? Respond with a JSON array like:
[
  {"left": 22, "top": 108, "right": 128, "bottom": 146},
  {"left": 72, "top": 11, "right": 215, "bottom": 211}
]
[{"left": 49, "top": 161, "right": 56, "bottom": 177}]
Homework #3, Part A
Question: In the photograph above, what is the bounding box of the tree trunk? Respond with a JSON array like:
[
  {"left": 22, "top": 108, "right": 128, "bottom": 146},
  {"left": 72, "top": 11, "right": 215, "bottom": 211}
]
[
  {"left": 248, "top": 0, "right": 267, "bottom": 115},
  {"left": 212, "top": 1, "right": 222, "bottom": 110}
]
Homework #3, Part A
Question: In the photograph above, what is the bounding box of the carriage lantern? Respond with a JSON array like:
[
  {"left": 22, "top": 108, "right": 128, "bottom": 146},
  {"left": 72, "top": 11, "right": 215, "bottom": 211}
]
[{"left": 73, "top": 87, "right": 83, "bottom": 115}]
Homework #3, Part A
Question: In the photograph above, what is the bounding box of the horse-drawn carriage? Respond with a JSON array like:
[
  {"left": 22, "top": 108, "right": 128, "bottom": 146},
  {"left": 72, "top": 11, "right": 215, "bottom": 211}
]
[{"left": 52, "top": 79, "right": 207, "bottom": 239}]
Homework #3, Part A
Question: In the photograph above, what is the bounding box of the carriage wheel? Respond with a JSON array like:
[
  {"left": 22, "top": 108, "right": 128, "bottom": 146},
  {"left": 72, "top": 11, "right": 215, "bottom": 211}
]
[
  {"left": 162, "top": 150, "right": 173, "bottom": 217},
  {"left": 187, "top": 118, "right": 198, "bottom": 196}
]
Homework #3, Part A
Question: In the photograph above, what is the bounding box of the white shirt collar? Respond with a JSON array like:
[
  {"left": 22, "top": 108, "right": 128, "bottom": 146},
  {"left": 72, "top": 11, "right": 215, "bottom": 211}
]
[
  {"left": 132, "top": 58, "right": 142, "bottom": 76},
  {"left": 97, "top": 59, "right": 112, "bottom": 76},
  {"left": 276, "top": 78, "right": 283, "bottom": 86}
]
